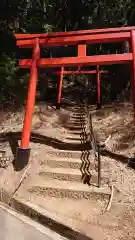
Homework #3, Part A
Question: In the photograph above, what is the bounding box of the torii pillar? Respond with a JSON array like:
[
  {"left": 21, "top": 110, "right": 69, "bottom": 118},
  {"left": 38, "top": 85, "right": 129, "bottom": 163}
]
[{"left": 15, "top": 38, "right": 40, "bottom": 170}]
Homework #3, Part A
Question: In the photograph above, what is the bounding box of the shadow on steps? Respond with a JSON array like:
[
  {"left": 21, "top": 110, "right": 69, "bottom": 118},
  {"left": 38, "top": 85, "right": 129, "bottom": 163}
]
[
  {"left": 0, "top": 131, "right": 91, "bottom": 152},
  {"left": 0, "top": 131, "right": 135, "bottom": 170}
]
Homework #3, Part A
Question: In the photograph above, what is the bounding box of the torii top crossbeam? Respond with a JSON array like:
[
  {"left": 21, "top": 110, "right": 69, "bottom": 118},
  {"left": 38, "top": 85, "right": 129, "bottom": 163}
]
[
  {"left": 15, "top": 26, "right": 135, "bottom": 68},
  {"left": 15, "top": 26, "right": 135, "bottom": 40}
]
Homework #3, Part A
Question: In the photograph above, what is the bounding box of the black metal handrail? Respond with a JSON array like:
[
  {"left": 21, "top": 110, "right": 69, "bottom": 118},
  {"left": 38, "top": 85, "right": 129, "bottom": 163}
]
[
  {"left": 84, "top": 80, "right": 101, "bottom": 187},
  {"left": 86, "top": 103, "right": 101, "bottom": 187}
]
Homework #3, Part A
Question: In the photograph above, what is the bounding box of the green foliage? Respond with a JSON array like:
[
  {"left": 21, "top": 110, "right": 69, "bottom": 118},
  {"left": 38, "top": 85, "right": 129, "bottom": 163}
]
[
  {"left": 101, "top": 79, "right": 111, "bottom": 103},
  {"left": 0, "top": 0, "right": 134, "bottom": 108}
]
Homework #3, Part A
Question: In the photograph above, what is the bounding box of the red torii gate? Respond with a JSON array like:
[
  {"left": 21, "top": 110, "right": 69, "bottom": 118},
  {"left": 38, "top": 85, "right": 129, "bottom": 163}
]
[
  {"left": 52, "top": 66, "right": 107, "bottom": 109},
  {"left": 14, "top": 26, "right": 135, "bottom": 170}
]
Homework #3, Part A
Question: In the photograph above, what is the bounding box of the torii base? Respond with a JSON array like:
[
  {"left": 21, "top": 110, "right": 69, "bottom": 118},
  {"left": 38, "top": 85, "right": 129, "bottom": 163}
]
[
  {"left": 97, "top": 103, "right": 101, "bottom": 109},
  {"left": 14, "top": 147, "right": 30, "bottom": 171},
  {"left": 56, "top": 102, "right": 61, "bottom": 110}
]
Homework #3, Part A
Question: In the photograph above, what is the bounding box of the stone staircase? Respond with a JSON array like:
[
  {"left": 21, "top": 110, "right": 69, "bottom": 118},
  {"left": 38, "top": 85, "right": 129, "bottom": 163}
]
[
  {"left": 3, "top": 103, "right": 130, "bottom": 240},
  {"left": 13, "top": 105, "right": 111, "bottom": 239},
  {"left": 17, "top": 105, "right": 110, "bottom": 205}
]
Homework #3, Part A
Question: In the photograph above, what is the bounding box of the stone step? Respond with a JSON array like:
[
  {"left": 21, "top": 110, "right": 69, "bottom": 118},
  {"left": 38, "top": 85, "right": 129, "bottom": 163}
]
[
  {"left": 66, "top": 124, "right": 85, "bottom": 130},
  {"left": 70, "top": 117, "right": 86, "bottom": 120},
  {"left": 45, "top": 149, "right": 84, "bottom": 159},
  {"left": 11, "top": 196, "right": 108, "bottom": 240},
  {"left": 66, "top": 125, "right": 84, "bottom": 130},
  {"left": 28, "top": 179, "right": 110, "bottom": 200},
  {"left": 69, "top": 116, "right": 86, "bottom": 121},
  {"left": 40, "top": 157, "right": 109, "bottom": 170},
  {"left": 40, "top": 157, "right": 82, "bottom": 169},
  {"left": 38, "top": 166, "right": 109, "bottom": 184},
  {"left": 64, "top": 138, "right": 85, "bottom": 144},
  {"left": 67, "top": 118, "right": 86, "bottom": 123},
  {"left": 70, "top": 112, "right": 86, "bottom": 116},
  {"left": 72, "top": 113, "right": 86, "bottom": 116},
  {"left": 65, "top": 133, "right": 87, "bottom": 139},
  {"left": 66, "top": 122, "right": 82, "bottom": 126},
  {"left": 69, "top": 116, "right": 86, "bottom": 120},
  {"left": 66, "top": 130, "right": 85, "bottom": 135},
  {"left": 63, "top": 138, "right": 81, "bottom": 144},
  {"left": 44, "top": 150, "right": 110, "bottom": 166},
  {"left": 64, "top": 134, "right": 81, "bottom": 140},
  {"left": 69, "top": 107, "right": 85, "bottom": 111}
]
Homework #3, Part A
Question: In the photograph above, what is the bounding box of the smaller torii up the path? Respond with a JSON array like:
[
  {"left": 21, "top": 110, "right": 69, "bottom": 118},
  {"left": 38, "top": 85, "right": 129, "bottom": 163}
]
[
  {"left": 54, "top": 66, "right": 107, "bottom": 109},
  {"left": 14, "top": 26, "right": 135, "bottom": 170}
]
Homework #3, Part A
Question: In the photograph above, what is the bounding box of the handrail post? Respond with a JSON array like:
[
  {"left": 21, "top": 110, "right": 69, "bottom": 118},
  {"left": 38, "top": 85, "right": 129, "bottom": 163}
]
[
  {"left": 131, "top": 30, "right": 135, "bottom": 120},
  {"left": 57, "top": 66, "right": 64, "bottom": 109},
  {"left": 96, "top": 65, "right": 101, "bottom": 109},
  {"left": 97, "top": 145, "right": 101, "bottom": 187}
]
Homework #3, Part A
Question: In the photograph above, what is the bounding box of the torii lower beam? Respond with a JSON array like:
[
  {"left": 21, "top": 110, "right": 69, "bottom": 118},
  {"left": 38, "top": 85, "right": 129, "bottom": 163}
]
[
  {"left": 19, "top": 53, "right": 133, "bottom": 68},
  {"left": 52, "top": 70, "right": 107, "bottom": 75},
  {"left": 19, "top": 53, "right": 132, "bottom": 113}
]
